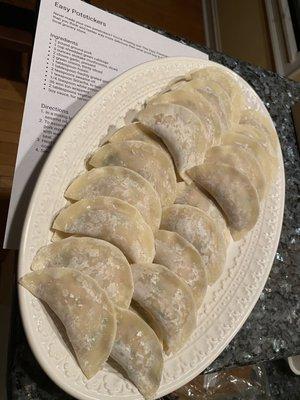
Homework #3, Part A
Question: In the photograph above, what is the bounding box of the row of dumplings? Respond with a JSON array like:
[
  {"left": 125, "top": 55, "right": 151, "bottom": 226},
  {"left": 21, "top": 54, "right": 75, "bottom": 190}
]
[
  {"left": 136, "top": 66, "right": 278, "bottom": 237},
  {"left": 20, "top": 66, "right": 279, "bottom": 399},
  {"left": 20, "top": 232, "right": 204, "bottom": 399}
]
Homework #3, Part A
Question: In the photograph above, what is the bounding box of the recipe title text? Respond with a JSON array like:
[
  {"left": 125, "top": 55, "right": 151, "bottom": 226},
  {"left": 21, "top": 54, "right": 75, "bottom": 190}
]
[{"left": 54, "top": 1, "right": 107, "bottom": 26}]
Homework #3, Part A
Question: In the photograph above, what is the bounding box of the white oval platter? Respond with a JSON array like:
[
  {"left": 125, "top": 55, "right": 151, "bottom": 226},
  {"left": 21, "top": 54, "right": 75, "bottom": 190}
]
[{"left": 18, "top": 57, "right": 285, "bottom": 400}]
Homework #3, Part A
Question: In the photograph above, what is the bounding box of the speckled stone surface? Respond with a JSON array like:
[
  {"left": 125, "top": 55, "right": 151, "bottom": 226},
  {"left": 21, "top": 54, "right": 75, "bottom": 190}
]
[
  {"left": 204, "top": 48, "right": 300, "bottom": 374},
  {"left": 6, "top": 17, "right": 300, "bottom": 400},
  {"left": 265, "top": 359, "right": 300, "bottom": 399}
]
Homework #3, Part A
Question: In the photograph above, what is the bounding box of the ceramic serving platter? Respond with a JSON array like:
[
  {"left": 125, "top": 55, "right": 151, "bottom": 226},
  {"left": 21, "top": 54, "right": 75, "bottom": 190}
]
[{"left": 18, "top": 57, "right": 285, "bottom": 400}]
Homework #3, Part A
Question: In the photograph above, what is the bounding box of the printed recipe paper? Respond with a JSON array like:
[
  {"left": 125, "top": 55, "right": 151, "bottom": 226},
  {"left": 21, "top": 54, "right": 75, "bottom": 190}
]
[{"left": 4, "top": 0, "right": 208, "bottom": 248}]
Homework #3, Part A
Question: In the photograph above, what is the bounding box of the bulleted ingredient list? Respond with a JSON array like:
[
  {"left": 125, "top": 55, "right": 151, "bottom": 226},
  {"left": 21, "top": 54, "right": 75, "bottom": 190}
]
[
  {"left": 44, "top": 34, "right": 114, "bottom": 101},
  {"left": 5, "top": 0, "right": 208, "bottom": 248}
]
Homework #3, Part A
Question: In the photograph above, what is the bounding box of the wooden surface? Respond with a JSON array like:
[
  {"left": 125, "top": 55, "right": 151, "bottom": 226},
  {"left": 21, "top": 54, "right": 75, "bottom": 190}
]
[
  {"left": 91, "top": 0, "right": 205, "bottom": 43},
  {"left": 0, "top": 78, "right": 26, "bottom": 199},
  {"left": 1, "top": 0, "right": 36, "bottom": 10},
  {"left": 0, "top": 25, "right": 33, "bottom": 51},
  {"left": 216, "top": 0, "right": 274, "bottom": 71}
]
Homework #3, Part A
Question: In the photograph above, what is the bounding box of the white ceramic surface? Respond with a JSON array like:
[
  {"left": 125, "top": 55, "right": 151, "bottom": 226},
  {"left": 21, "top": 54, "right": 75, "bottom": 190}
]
[
  {"left": 288, "top": 356, "right": 300, "bottom": 375},
  {"left": 18, "top": 57, "right": 285, "bottom": 400}
]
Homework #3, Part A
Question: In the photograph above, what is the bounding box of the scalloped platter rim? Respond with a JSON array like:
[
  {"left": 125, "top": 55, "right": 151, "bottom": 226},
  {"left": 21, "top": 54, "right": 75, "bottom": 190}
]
[{"left": 18, "top": 57, "right": 285, "bottom": 400}]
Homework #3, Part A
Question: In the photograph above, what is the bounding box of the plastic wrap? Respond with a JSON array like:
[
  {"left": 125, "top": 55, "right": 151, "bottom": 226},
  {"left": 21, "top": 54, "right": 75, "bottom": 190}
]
[{"left": 166, "top": 364, "right": 271, "bottom": 400}]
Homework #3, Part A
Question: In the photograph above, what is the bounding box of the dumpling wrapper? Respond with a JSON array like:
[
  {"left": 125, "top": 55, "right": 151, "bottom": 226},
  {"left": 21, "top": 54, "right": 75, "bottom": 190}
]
[
  {"left": 154, "top": 230, "right": 207, "bottom": 308},
  {"left": 205, "top": 144, "right": 266, "bottom": 199},
  {"left": 89, "top": 141, "right": 177, "bottom": 207},
  {"left": 131, "top": 263, "right": 196, "bottom": 354},
  {"left": 175, "top": 181, "right": 231, "bottom": 247},
  {"left": 51, "top": 230, "right": 72, "bottom": 242},
  {"left": 19, "top": 268, "right": 116, "bottom": 379},
  {"left": 52, "top": 196, "right": 155, "bottom": 263},
  {"left": 188, "top": 163, "right": 260, "bottom": 240},
  {"left": 222, "top": 132, "right": 277, "bottom": 185},
  {"left": 130, "top": 304, "right": 164, "bottom": 346},
  {"left": 109, "top": 122, "right": 162, "bottom": 148},
  {"left": 65, "top": 166, "right": 162, "bottom": 232},
  {"left": 161, "top": 204, "right": 227, "bottom": 284},
  {"left": 138, "top": 103, "right": 208, "bottom": 182},
  {"left": 190, "top": 67, "right": 237, "bottom": 97},
  {"left": 239, "top": 109, "right": 278, "bottom": 152},
  {"left": 189, "top": 66, "right": 245, "bottom": 122},
  {"left": 148, "top": 88, "right": 221, "bottom": 144},
  {"left": 234, "top": 123, "right": 276, "bottom": 157},
  {"left": 31, "top": 237, "right": 133, "bottom": 308},
  {"left": 111, "top": 307, "right": 163, "bottom": 399},
  {"left": 170, "top": 78, "right": 231, "bottom": 132}
]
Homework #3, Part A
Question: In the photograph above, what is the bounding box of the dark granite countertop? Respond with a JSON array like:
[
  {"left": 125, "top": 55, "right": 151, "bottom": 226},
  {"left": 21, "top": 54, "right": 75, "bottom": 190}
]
[
  {"left": 203, "top": 47, "right": 300, "bottom": 374},
  {"left": 6, "top": 13, "right": 300, "bottom": 400}
]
